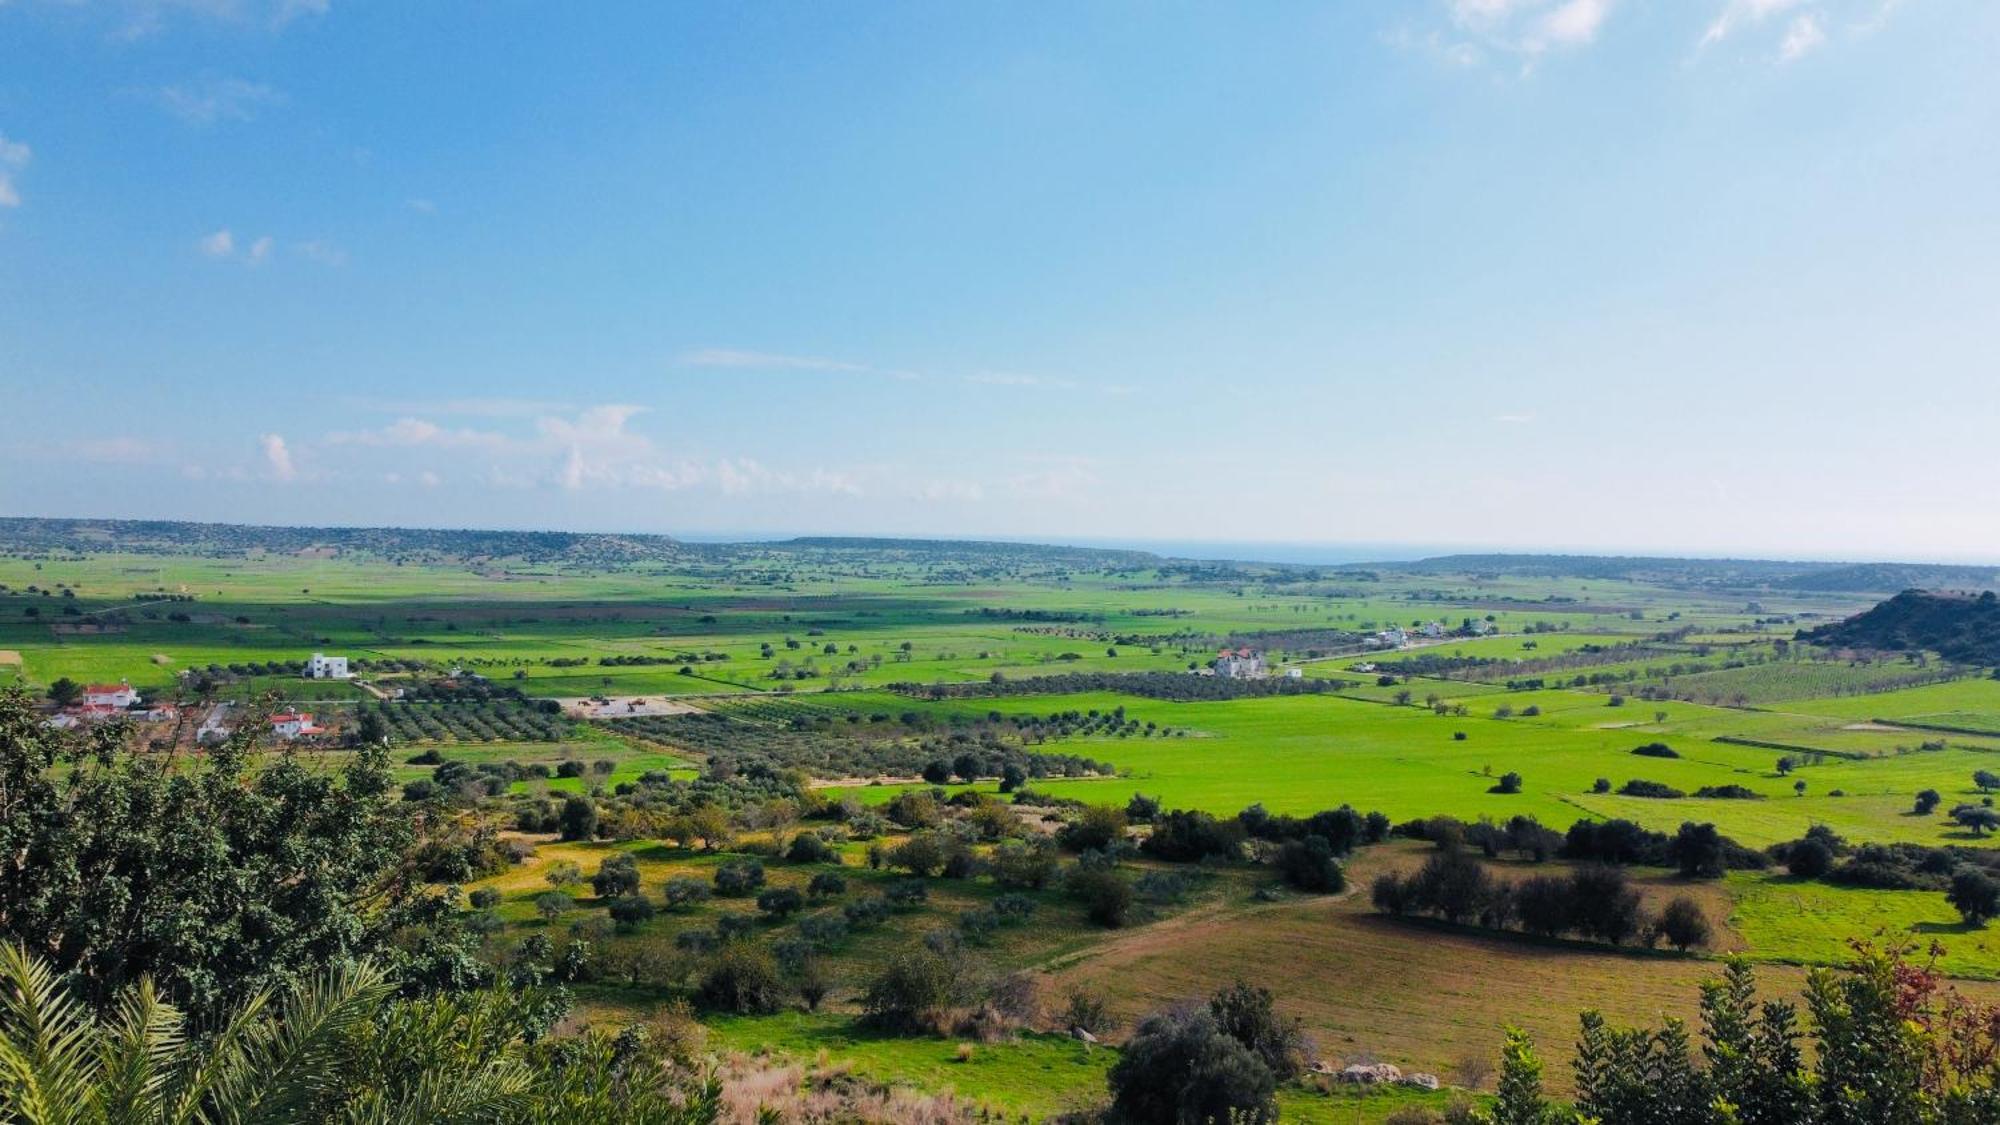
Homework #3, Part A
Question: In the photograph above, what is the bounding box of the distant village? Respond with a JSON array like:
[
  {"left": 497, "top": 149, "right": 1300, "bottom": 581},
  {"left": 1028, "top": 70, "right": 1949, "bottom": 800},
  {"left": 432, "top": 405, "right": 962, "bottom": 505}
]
[
  {"left": 42, "top": 650, "right": 356, "bottom": 741},
  {"left": 1203, "top": 618, "right": 1494, "bottom": 680}
]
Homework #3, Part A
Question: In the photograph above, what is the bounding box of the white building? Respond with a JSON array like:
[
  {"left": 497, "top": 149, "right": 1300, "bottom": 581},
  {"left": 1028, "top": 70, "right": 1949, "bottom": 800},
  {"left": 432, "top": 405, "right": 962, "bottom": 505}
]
[
  {"left": 1419, "top": 621, "right": 1446, "bottom": 639},
  {"left": 270, "top": 712, "right": 324, "bottom": 739},
  {"left": 1282, "top": 667, "right": 1304, "bottom": 680},
  {"left": 305, "top": 653, "right": 351, "bottom": 680},
  {"left": 1214, "top": 648, "right": 1265, "bottom": 679},
  {"left": 1371, "top": 628, "right": 1409, "bottom": 649},
  {"left": 82, "top": 682, "right": 140, "bottom": 708}
]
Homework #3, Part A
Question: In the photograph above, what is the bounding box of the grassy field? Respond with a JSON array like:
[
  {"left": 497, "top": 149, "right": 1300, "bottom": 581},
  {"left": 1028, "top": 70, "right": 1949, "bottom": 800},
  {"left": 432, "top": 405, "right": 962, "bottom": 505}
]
[{"left": 13, "top": 538, "right": 2000, "bottom": 1118}]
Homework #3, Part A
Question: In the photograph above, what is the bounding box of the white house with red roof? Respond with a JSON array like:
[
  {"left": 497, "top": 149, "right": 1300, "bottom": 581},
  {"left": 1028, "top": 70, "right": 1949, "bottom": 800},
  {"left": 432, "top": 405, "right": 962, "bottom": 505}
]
[
  {"left": 1213, "top": 647, "right": 1265, "bottom": 679},
  {"left": 269, "top": 712, "right": 324, "bottom": 739},
  {"left": 82, "top": 681, "right": 140, "bottom": 708}
]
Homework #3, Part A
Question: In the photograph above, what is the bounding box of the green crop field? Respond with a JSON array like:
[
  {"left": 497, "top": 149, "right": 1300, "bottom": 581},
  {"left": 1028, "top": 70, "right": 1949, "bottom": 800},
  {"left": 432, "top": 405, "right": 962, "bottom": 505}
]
[{"left": 10, "top": 527, "right": 2000, "bottom": 1119}]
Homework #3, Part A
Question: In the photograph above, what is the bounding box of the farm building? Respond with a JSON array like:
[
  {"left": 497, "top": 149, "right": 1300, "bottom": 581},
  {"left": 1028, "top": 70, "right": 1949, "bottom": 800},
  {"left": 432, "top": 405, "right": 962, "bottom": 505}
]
[
  {"left": 305, "top": 653, "right": 351, "bottom": 679},
  {"left": 1214, "top": 648, "right": 1265, "bottom": 679},
  {"left": 270, "top": 712, "right": 324, "bottom": 739},
  {"left": 82, "top": 681, "right": 140, "bottom": 708}
]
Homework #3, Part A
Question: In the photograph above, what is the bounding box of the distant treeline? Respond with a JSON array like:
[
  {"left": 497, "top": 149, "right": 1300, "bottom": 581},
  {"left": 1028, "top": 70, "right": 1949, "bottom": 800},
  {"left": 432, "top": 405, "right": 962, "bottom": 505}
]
[{"left": 887, "top": 671, "right": 1352, "bottom": 702}]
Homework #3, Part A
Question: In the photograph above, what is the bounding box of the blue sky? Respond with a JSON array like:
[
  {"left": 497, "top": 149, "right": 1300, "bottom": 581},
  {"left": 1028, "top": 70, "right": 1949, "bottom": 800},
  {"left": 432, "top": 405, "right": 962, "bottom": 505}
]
[{"left": 2, "top": 1, "right": 1996, "bottom": 560}]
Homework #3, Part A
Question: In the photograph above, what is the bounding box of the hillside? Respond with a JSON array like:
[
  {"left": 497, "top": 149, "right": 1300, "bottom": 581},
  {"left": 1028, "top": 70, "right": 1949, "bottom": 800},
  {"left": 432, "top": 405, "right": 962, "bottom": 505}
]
[
  {"left": 1802, "top": 589, "right": 2000, "bottom": 664},
  {"left": 0, "top": 517, "right": 688, "bottom": 565}
]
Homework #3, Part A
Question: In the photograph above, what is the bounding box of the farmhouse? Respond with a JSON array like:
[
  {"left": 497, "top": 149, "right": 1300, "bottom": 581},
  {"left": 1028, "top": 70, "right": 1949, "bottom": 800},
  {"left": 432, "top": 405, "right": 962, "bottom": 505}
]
[
  {"left": 1213, "top": 648, "right": 1265, "bottom": 679},
  {"left": 1369, "top": 628, "right": 1409, "bottom": 649},
  {"left": 82, "top": 681, "right": 140, "bottom": 708},
  {"left": 305, "top": 652, "right": 352, "bottom": 679},
  {"left": 270, "top": 712, "right": 324, "bottom": 739}
]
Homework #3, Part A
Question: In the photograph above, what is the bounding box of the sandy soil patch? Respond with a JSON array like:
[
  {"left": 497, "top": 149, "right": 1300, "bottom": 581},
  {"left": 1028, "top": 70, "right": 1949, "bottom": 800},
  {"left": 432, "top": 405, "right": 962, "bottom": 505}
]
[
  {"left": 561, "top": 695, "right": 705, "bottom": 719},
  {"left": 0, "top": 650, "right": 20, "bottom": 666},
  {"left": 1843, "top": 721, "right": 1906, "bottom": 732},
  {"left": 151, "top": 653, "right": 173, "bottom": 665}
]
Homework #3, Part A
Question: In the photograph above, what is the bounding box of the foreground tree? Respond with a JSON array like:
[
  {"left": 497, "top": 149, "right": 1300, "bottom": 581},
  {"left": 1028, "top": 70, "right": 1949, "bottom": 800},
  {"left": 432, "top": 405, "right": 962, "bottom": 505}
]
[
  {"left": 0, "top": 943, "right": 721, "bottom": 1124},
  {"left": 0, "top": 687, "right": 481, "bottom": 1024},
  {"left": 1107, "top": 1006, "right": 1276, "bottom": 1124}
]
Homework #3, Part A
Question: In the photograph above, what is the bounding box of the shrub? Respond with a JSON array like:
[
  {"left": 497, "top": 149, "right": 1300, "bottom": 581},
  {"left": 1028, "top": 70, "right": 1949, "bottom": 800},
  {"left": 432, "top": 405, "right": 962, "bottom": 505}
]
[
  {"left": 1916, "top": 789, "right": 1943, "bottom": 815},
  {"left": 663, "top": 876, "right": 712, "bottom": 910},
  {"left": 468, "top": 887, "right": 501, "bottom": 910},
  {"left": 1107, "top": 1007, "right": 1277, "bottom": 1125},
  {"left": 990, "top": 838, "right": 1060, "bottom": 890},
  {"left": 861, "top": 946, "right": 975, "bottom": 1032},
  {"left": 842, "top": 896, "right": 890, "bottom": 929},
  {"left": 807, "top": 872, "right": 847, "bottom": 898},
  {"left": 1950, "top": 868, "right": 2000, "bottom": 926},
  {"left": 696, "top": 943, "right": 785, "bottom": 1014},
  {"left": 756, "top": 886, "right": 805, "bottom": 919},
  {"left": 1272, "top": 836, "right": 1345, "bottom": 893},
  {"left": 1618, "top": 779, "right": 1685, "bottom": 800},
  {"left": 557, "top": 795, "right": 598, "bottom": 841},
  {"left": 1059, "top": 804, "right": 1129, "bottom": 852},
  {"left": 590, "top": 852, "right": 641, "bottom": 898},
  {"left": 1207, "top": 980, "right": 1309, "bottom": 1081},
  {"left": 884, "top": 880, "right": 929, "bottom": 909},
  {"left": 786, "top": 832, "right": 839, "bottom": 864},
  {"left": 1631, "top": 742, "right": 1679, "bottom": 759},
  {"left": 1786, "top": 837, "right": 1835, "bottom": 879},
  {"left": 713, "top": 858, "right": 766, "bottom": 896},
  {"left": 1490, "top": 772, "right": 1523, "bottom": 795},
  {"left": 533, "top": 891, "right": 573, "bottom": 920},
  {"left": 1654, "top": 896, "right": 1712, "bottom": 951},
  {"left": 1067, "top": 865, "right": 1135, "bottom": 928},
  {"left": 606, "top": 895, "right": 656, "bottom": 929}
]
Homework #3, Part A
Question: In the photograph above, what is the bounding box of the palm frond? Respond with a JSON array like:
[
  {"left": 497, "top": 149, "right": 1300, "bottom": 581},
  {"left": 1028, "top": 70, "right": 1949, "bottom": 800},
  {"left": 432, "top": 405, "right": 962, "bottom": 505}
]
[{"left": 0, "top": 942, "right": 100, "bottom": 1125}]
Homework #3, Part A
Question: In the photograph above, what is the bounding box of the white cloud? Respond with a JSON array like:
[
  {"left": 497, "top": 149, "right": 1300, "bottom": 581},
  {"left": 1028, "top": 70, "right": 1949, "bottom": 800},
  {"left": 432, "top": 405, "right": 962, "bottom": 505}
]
[
  {"left": 247, "top": 235, "right": 273, "bottom": 263},
  {"left": 325, "top": 416, "right": 510, "bottom": 449},
  {"left": 677, "top": 347, "right": 876, "bottom": 375},
  {"left": 1779, "top": 13, "right": 1826, "bottom": 60},
  {"left": 260, "top": 433, "right": 296, "bottom": 481},
  {"left": 1700, "top": 0, "right": 1805, "bottom": 50},
  {"left": 200, "top": 228, "right": 236, "bottom": 258},
  {"left": 1542, "top": 0, "right": 1610, "bottom": 45},
  {"left": 1433, "top": 0, "right": 1618, "bottom": 62},
  {"left": 156, "top": 77, "right": 282, "bottom": 125},
  {"left": 418, "top": 470, "right": 441, "bottom": 487},
  {"left": 0, "top": 133, "right": 28, "bottom": 209}
]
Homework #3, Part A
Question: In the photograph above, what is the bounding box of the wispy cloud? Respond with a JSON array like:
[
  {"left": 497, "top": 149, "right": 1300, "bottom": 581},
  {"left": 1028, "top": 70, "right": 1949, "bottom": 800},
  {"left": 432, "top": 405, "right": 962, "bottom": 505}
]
[
  {"left": 295, "top": 238, "right": 348, "bottom": 266},
  {"left": 1421, "top": 0, "right": 1619, "bottom": 66},
  {"left": 1700, "top": 0, "right": 1806, "bottom": 50},
  {"left": 67, "top": 436, "right": 172, "bottom": 464},
  {"left": 325, "top": 417, "right": 511, "bottom": 450},
  {"left": 199, "top": 229, "right": 236, "bottom": 258},
  {"left": 156, "top": 76, "right": 283, "bottom": 125},
  {"left": 676, "top": 347, "right": 882, "bottom": 376},
  {"left": 112, "top": 0, "right": 331, "bottom": 39},
  {"left": 0, "top": 133, "right": 31, "bottom": 209},
  {"left": 1779, "top": 13, "right": 1826, "bottom": 60},
  {"left": 345, "top": 395, "right": 574, "bottom": 418}
]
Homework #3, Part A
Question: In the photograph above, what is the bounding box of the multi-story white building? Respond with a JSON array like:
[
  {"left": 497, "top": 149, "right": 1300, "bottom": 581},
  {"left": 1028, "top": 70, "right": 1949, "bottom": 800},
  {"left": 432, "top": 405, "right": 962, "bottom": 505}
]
[{"left": 305, "top": 653, "right": 351, "bottom": 680}]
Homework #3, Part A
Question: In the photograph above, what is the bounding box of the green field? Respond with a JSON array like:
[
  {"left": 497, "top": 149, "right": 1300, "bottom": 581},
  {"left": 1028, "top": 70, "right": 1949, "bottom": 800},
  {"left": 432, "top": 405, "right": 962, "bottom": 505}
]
[{"left": 12, "top": 533, "right": 2000, "bottom": 1118}]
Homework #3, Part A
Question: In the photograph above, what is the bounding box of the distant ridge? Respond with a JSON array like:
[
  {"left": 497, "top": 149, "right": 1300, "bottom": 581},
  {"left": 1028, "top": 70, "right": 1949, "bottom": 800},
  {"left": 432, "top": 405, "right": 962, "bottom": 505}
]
[
  {"left": 777, "top": 536, "right": 1161, "bottom": 565},
  {"left": 1362, "top": 553, "right": 2000, "bottom": 592},
  {"left": 0, "top": 517, "right": 686, "bottom": 564}
]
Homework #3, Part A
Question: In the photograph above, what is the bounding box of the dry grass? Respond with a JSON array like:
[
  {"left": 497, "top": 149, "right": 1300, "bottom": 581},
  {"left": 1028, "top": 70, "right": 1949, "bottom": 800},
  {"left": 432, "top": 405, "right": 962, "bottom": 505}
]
[
  {"left": 1041, "top": 844, "right": 2000, "bottom": 1096},
  {"left": 715, "top": 1054, "right": 987, "bottom": 1124}
]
